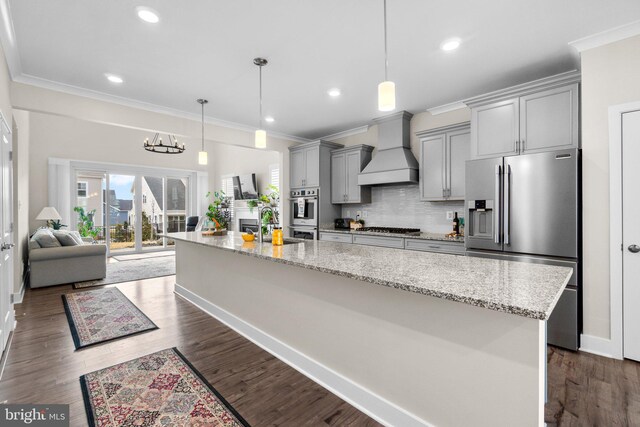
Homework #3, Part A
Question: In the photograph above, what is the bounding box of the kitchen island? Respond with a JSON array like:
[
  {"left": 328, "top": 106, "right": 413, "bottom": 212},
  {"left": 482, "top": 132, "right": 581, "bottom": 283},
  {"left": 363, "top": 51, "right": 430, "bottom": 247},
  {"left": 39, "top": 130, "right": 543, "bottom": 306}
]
[{"left": 166, "top": 231, "right": 571, "bottom": 426}]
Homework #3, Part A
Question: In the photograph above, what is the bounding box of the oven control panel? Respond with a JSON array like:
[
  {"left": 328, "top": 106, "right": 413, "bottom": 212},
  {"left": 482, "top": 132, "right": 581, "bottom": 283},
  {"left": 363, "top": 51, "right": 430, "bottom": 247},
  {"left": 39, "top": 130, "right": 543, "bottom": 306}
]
[{"left": 291, "top": 188, "right": 318, "bottom": 197}]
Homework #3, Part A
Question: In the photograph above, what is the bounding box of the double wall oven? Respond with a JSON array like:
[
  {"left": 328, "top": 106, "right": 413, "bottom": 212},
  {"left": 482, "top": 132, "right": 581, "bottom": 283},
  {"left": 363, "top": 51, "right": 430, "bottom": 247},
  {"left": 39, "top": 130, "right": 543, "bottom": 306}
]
[{"left": 290, "top": 188, "right": 319, "bottom": 239}]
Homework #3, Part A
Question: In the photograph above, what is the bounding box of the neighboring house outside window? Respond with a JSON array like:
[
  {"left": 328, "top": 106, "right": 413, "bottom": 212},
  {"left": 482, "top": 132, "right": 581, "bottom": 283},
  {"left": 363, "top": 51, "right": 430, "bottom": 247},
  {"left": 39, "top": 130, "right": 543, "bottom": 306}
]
[{"left": 77, "top": 181, "right": 88, "bottom": 198}]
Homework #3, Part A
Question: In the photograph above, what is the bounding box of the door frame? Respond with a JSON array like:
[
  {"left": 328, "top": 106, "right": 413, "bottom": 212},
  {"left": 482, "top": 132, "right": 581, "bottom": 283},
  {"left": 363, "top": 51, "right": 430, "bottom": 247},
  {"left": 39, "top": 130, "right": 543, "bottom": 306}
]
[{"left": 608, "top": 100, "right": 640, "bottom": 360}]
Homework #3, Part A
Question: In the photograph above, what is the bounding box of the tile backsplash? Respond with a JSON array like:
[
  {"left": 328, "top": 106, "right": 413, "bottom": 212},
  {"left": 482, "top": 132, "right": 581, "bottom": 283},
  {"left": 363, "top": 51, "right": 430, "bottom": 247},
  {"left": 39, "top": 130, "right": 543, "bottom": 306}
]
[{"left": 341, "top": 184, "right": 464, "bottom": 234}]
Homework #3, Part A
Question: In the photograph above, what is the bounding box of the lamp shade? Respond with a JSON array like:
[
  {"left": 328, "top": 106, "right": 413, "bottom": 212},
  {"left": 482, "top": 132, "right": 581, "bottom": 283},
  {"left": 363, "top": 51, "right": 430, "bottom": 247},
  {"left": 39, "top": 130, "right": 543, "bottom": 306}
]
[
  {"left": 378, "top": 80, "right": 396, "bottom": 112},
  {"left": 198, "top": 150, "right": 208, "bottom": 165},
  {"left": 255, "top": 129, "right": 267, "bottom": 149},
  {"left": 36, "top": 206, "right": 62, "bottom": 221}
]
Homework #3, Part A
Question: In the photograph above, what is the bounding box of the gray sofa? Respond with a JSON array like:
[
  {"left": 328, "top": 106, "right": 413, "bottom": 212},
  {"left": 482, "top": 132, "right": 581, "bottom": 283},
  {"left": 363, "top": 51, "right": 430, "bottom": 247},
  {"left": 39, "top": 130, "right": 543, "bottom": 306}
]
[{"left": 29, "top": 235, "right": 107, "bottom": 288}]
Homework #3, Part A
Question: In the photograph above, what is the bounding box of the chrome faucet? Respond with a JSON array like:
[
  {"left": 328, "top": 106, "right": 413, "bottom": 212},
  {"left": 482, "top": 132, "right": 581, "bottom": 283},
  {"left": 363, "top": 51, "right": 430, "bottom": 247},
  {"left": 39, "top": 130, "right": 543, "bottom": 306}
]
[{"left": 258, "top": 206, "right": 274, "bottom": 243}]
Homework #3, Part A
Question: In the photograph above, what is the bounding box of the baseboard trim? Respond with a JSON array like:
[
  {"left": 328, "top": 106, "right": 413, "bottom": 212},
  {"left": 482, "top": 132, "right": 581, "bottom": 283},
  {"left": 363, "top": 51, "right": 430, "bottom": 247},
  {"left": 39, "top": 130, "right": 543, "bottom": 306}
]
[
  {"left": 11, "top": 276, "right": 26, "bottom": 305},
  {"left": 174, "top": 283, "right": 431, "bottom": 427},
  {"left": 580, "top": 334, "right": 622, "bottom": 359}
]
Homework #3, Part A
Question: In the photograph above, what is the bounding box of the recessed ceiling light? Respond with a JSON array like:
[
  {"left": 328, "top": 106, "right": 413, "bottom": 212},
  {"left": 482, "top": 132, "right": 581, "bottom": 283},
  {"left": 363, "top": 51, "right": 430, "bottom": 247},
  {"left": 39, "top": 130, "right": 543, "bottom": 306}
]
[
  {"left": 441, "top": 38, "right": 461, "bottom": 52},
  {"left": 136, "top": 6, "right": 160, "bottom": 24},
  {"left": 105, "top": 74, "right": 124, "bottom": 84},
  {"left": 328, "top": 88, "right": 341, "bottom": 97},
  {"left": 265, "top": 116, "right": 275, "bottom": 123}
]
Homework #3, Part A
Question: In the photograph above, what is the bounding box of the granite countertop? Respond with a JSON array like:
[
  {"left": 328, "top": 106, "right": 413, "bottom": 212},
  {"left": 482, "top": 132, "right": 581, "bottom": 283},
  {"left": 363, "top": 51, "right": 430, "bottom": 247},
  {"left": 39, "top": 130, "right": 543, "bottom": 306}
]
[
  {"left": 319, "top": 227, "right": 465, "bottom": 243},
  {"left": 166, "top": 232, "right": 571, "bottom": 321}
]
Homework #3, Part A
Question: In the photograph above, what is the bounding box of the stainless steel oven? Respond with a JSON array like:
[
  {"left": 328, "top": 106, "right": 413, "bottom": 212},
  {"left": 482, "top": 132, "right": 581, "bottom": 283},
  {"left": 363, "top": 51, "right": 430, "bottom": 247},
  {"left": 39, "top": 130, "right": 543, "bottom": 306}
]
[
  {"left": 290, "top": 226, "right": 317, "bottom": 240},
  {"left": 290, "top": 188, "right": 319, "bottom": 227}
]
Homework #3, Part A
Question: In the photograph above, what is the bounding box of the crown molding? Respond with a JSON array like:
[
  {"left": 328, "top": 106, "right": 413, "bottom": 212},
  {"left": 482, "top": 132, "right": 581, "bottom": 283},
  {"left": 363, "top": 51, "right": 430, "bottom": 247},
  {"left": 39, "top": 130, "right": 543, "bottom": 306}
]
[
  {"left": 0, "top": 0, "right": 22, "bottom": 78},
  {"left": 320, "top": 125, "right": 370, "bottom": 142},
  {"left": 569, "top": 20, "right": 640, "bottom": 53},
  {"left": 426, "top": 101, "right": 467, "bottom": 115},
  {"left": 13, "top": 74, "right": 310, "bottom": 144}
]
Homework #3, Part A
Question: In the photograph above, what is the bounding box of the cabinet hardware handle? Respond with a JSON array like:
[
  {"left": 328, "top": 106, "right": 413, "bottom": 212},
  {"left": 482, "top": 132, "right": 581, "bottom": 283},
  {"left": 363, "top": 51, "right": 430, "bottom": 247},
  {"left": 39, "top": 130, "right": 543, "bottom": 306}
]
[
  {"left": 521, "top": 140, "right": 525, "bottom": 152},
  {"left": 629, "top": 244, "right": 640, "bottom": 253},
  {"left": 515, "top": 140, "right": 518, "bottom": 153}
]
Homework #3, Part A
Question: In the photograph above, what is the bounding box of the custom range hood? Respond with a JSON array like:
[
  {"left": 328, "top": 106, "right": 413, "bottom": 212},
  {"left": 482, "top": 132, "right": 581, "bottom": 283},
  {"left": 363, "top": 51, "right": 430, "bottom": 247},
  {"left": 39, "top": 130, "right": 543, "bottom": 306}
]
[{"left": 358, "top": 110, "right": 418, "bottom": 185}]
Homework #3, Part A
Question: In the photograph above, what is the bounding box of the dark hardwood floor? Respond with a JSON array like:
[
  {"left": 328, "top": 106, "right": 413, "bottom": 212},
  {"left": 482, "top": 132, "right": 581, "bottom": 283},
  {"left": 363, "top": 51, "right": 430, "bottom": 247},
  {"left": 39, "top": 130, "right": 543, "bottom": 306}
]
[
  {"left": 2, "top": 276, "right": 640, "bottom": 426},
  {"left": 546, "top": 345, "right": 640, "bottom": 426},
  {"left": 0, "top": 277, "right": 382, "bottom": 426}
]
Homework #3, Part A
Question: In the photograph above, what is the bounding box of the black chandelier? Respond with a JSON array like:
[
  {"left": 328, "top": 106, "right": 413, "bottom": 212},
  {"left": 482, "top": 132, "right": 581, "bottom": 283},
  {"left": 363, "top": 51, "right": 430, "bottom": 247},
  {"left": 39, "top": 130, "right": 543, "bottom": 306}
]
[{"left": 143, "top": 133, "right": 186, "bottom": 154}]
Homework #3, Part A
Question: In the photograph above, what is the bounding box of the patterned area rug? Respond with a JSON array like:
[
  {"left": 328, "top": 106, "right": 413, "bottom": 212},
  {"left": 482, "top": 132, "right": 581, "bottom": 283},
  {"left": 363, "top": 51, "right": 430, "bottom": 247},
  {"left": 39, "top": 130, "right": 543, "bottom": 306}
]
[
  {"left": 80, "top": 348, "right": 250, "bottom": 427},
  {"left": 74, "top": 256, "right": 175, "bottom": 289},
  {"left": 62, "top": 288, "right": 158, "bottom": 349}
]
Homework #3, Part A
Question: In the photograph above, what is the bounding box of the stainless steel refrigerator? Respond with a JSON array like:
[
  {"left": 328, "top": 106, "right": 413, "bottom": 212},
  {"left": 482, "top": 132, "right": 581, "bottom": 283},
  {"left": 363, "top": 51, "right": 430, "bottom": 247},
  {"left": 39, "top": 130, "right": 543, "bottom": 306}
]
[{"left": 465, "top": 148, "right": 581, "bottom": 350}]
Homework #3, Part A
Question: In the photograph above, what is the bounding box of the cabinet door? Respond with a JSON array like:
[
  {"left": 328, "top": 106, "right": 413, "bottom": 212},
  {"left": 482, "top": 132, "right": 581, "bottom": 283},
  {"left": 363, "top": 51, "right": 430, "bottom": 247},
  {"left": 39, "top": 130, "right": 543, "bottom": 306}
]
[
  {"left": 420, "top": 135, "right": 445, "bottom": 200},
  {"left": 304, "top": 146, "right": 320, "bottom": 187},
  {"left": 447, "top": 129, "right": 471, "bottom": 200},
  {"left": 331, "top": 153, "right": 346, "bottom": 204},
  {"left": 519, "top": 83, "right": 579, "bottom": 154},
  {"left": 290, "top": 149, "right": 305, "bottom": 188},
  {"left": 345, "top": 151, "right": 362, "bottom": 203},
  {"left": 471, "top": 98, "right": 519, "bottom": 159}
]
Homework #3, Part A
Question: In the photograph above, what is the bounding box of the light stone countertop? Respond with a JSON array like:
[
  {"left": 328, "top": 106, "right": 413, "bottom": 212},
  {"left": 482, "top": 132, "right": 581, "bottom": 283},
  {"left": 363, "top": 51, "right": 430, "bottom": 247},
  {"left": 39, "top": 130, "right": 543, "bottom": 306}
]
[
  {"left": 165, "top": 231, "right": 571, "bottom": 320},
  {"left": 319, "top": 227, "right": 465, "bottom": 243}
]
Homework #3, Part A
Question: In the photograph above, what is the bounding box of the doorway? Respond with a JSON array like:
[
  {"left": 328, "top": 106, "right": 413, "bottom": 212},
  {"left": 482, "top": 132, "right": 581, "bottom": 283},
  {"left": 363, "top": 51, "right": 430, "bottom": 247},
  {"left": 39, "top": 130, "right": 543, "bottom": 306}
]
[
  {"left": 73, "top": 169, "right": 191, "bottom": 256},
  {"left": 622, "top": 109, "right": 640, "bottom": 361},
  {"left": 0, "top": 113, "right": 14, "bottom": 355}
]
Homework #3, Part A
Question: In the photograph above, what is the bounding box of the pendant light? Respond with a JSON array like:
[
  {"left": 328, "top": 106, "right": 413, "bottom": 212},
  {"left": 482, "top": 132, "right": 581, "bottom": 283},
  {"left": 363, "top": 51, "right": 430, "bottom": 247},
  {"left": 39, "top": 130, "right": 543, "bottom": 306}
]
[
  {"left": 254, "top": 57, "right": 268, "bottom": 149},
  {"left": 197, "top": 98, "right": 208, "bottom": 165},
  {"left": 378, "top": 0, "right": 396, "bottom": 112}
]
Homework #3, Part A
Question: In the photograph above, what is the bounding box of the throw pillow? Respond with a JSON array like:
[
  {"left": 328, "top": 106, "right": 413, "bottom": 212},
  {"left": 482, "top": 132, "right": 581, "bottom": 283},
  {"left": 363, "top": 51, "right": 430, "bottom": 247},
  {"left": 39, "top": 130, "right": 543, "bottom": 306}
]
[
  {"left": 33, "top": 228, "right": 62, "bottom": 248},
  {"left": 68, "top": 231, "right": 85, "bottom": 245},
  {"left": 53, "top": 230, "right": 79, "bottom": 247},
  {"left": 28, "top": 239, "right": 41, "bottom": 250}
]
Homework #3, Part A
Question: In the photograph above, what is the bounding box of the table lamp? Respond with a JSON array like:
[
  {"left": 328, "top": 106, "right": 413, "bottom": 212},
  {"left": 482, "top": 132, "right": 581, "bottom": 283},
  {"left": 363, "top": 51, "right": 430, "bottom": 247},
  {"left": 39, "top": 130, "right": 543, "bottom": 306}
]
[{"left": 36, "top": 206, "right": 62, "bottom": 228}]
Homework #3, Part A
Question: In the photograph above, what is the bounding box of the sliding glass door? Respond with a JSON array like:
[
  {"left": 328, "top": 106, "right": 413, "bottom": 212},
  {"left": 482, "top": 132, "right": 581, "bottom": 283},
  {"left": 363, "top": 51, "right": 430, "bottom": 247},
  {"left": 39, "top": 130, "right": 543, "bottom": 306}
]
[{"left": 74, "top": 169, "right": 191, "bottom": 255}]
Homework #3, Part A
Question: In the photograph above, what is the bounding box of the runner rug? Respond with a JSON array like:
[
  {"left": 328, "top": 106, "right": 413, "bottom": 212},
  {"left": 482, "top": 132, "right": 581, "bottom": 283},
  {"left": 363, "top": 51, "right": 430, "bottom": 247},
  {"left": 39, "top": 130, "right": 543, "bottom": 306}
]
[
  {"left": 80, "top": 348, "right": 250, "bottom": 427},
  {"left": 62, "top": 288, "right": 158, "bottom": 349}
]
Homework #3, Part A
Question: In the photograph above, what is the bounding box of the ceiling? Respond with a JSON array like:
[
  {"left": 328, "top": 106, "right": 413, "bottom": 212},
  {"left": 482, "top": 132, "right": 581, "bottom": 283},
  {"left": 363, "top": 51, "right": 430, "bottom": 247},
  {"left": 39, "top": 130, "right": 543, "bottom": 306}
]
[{"left": 5, "top": 0, "right": 640, "bottom": 139}]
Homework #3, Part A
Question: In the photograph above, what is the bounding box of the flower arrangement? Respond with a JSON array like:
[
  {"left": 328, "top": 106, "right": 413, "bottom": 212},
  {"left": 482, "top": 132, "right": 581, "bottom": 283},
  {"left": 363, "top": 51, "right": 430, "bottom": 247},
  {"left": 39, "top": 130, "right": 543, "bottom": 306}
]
[{"left": 205, "top": 191, "right": 231, "bottom": 230}]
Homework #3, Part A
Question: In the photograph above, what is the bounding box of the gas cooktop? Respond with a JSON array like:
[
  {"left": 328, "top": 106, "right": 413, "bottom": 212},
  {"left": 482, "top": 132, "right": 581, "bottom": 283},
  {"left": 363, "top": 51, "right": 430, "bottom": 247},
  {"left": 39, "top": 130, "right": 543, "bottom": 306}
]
[{"left": 358, "top": 227, "right": 421, "bottom": 236}]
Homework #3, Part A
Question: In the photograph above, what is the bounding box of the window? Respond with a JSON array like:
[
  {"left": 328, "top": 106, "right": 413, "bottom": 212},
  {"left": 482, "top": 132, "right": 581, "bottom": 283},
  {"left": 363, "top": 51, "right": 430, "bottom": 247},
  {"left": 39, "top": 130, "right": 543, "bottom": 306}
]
[
  {"left": 221, "top": 175, "right": 234, "bottom": 199},
  {"left": 142, "top": 194, "right": 147, "bottom": 203},
  {"left": 77, "top": 181, "right": 88, "bottom": 198},
  {"left": 269, "top": 164, "right": 280, "bottom": 191}
]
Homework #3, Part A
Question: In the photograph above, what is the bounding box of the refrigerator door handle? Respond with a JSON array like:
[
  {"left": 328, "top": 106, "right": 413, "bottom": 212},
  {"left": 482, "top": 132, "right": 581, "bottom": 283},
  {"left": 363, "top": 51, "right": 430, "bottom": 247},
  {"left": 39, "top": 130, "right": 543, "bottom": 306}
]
[
  {"left": 504, "top": 164, "right": 511, "bottom": 245},
  {"left": 494, "top": 164, "right": 501, "bottom": 244}
]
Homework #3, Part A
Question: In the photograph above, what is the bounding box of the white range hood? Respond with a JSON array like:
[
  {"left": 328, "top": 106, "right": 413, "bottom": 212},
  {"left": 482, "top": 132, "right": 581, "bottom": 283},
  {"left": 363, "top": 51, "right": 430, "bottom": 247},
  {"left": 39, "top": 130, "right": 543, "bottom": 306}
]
[{"left": 358, "top": 111, "right": 419, "bottom": 186}]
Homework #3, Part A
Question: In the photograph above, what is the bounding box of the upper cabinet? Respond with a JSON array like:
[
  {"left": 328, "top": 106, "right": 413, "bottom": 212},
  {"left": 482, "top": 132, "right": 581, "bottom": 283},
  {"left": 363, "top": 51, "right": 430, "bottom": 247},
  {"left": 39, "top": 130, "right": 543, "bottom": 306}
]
[
  {"left": 417, "top": 123, "right": 470, "bottom": 201},
  {"left": 465, "top": 71, "right": 580, "bottom": 159},
  {"left": 289, "top": 140, "right": 343, "bottom": 189},
  {"left": 331, "top": 145, "right": 374, "bottom": 204}
]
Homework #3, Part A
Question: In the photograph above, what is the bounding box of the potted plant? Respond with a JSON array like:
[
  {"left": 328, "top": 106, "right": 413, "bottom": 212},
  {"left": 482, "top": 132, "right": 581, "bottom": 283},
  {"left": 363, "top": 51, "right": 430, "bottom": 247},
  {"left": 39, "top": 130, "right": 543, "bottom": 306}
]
[
  {"left": 73, "top": 207, "right": 100, "bottom": 240},
  {"left": 247, "top": 185, "right": 280, "bottom": 234},
  {"left": 204, "top": 191, "right": 230, "bottom": 235}
]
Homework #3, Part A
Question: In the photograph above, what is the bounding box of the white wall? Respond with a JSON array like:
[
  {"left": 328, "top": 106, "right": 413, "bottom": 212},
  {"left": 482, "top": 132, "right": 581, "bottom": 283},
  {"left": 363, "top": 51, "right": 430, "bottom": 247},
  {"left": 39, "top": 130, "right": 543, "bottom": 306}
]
[
  {"left": 581, "top": 34, "right": 640, "bottom": 341},
  {"left": 210, "top": 143, "right": 280, "bottom": 195},
  {"left": 12, "top": 110, "right": 28, "bottom": 293}
]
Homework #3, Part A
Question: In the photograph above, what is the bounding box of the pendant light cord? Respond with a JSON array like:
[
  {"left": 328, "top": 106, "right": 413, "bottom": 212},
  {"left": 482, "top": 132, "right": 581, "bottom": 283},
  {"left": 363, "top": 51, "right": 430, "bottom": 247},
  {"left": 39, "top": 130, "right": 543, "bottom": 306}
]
[
  {"left": 201, "top": 101, "right": 205, "bottom": 151},
  {"left": 383, "top": 0, "right": 388, "bottom": 81},
  {"left": 259, "top": 65, "right": 263, "bottom": 129}
]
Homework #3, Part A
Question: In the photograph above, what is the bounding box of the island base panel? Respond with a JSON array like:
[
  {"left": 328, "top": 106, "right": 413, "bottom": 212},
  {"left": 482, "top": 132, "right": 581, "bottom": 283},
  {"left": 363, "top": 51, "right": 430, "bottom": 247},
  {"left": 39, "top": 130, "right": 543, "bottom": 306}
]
[{"left": 175, "top": 240, "right": 545, "bottom": 427}]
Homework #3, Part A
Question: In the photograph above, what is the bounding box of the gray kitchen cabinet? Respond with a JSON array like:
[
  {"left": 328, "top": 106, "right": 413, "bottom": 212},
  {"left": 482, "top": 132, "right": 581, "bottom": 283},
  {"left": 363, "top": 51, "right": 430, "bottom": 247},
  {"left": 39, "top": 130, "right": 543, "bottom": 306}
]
[
  {"left": 289, "top": 140, "right": 342, "bottom": 189},
  {"left": 416, "top": 123, "right": 470, "bottom": 201},
  {"left": 404, "top": 239, "right": 465, "bottom": 255},
  {"left": 330, "top": 145, "right": 373, "bottom": 204},
  {"left": 465, "top": 71, "right": 580, "bottom": 159},
  {"left": 519, "top": 83, "right": 579, "bottom": 154},
  {"left": 352, "top": 234, "right": 405, "bottom": 249},
  {"left": 470, "top": 99, "right": 519, "bottom": 159},
  {"left": 319, "top": 232, "right": 353, "bottom": 243}
]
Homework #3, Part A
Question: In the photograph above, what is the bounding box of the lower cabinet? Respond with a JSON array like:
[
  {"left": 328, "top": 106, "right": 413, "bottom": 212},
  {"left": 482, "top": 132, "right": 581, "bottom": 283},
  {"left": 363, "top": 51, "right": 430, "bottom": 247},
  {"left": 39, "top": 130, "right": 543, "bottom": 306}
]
[
  {"left": 352, "top": 234, "right": 405, "bottom": 249},
  {"left": 319, "top": 231, "right": 465, "bottom": 255},
  {"left": 319, "top": 232, "right": 353, "bottom": 243},
  {"left": 404, "top": 239, "right": 465, "bottom": 255}
]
